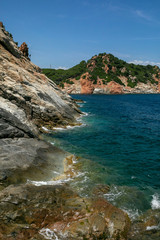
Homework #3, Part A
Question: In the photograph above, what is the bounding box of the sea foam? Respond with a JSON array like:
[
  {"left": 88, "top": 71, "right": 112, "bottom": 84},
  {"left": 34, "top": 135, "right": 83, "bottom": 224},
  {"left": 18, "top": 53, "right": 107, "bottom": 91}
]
[
  {"left": 146, "top": 225, "right": 159, "bottom": 231},
  {"left": 39, "top": 228, "right": 59, "bottom": 240},
  {"left": 27, "top": 178, "right": 72, "bottom": 186},
  {"left": 151, "top": 193, "right": 160, "bottom": 210}
]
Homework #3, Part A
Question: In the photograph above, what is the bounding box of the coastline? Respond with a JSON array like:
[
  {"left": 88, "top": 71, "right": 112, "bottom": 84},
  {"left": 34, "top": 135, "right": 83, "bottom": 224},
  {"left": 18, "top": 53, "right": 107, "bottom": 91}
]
[
  {"left": 1, "top": 94, "right": 160, "bottom": 239},
  {"left": 0, "top": 135, "right": 131, "bottom": 239},
  {"left": 48, "top": 94, "right": 160, "bottom": 239},
  {"left": 0, "top": 23, "right": 159, "bottom": 239}
]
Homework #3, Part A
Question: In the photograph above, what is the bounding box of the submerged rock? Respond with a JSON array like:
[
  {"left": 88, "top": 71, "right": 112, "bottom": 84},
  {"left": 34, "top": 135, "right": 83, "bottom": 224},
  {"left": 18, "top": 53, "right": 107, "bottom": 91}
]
[{"left": 128, "top": 209, "right": 160, "bottom": 240}]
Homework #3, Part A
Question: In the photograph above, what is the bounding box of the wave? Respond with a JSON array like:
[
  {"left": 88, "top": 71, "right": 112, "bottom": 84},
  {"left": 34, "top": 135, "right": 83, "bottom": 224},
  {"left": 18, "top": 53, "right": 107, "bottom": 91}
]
[
  {"left": 27, "top": 178, "right": 72, "bottom": 186},
  {"left": 42, "top": 126, "right": 49, "bottom": 132},
  {"left": 151, "top": 193, "right": 160, "bottom": 210},
  {"left": 104, "top": 186, "right": 125, "bottom": 202},
  {"left": 122, "top": 208, "right": 140, "bottom": 220},
  {"left": 146, "top": 225, "right": 159, "bottom": 231},
  {"left": 27, "top": 170, "right": 87, "bottom": 187},
  {"left": 53, "top": 123, "right": 86, "bottom": 131}
]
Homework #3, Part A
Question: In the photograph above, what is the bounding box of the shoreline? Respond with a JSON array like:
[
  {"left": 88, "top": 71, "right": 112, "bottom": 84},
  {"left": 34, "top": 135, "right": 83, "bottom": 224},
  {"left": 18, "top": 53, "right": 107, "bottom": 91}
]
[{"left": 1, "top": 103, "right": 160, "bottom": 239}]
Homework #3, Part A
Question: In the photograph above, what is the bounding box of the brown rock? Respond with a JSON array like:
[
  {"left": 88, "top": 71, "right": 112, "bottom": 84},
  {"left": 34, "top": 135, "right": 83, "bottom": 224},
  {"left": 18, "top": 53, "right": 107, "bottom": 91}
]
[
  {"left": 19, "top": 42, "right": 29, "bottom": 59},
  {"left": 0, "top": 184, "right": 131, "bottom": 240},
  {"left": 128, "top": 209, "right": 160, "bottom": 240},
  {"left": 107, "top": 81, "right": 123, "bottom": 94},
  {"left": 0, "top": 22, "right": 4, "bottom": 28},
  {"left": 92, "top": 184, "right": 110, "bottom": 196}
]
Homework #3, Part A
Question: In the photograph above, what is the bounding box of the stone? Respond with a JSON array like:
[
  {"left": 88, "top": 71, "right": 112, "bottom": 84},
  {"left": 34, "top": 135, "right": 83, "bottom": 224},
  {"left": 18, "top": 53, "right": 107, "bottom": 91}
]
[
  {"left": 0, "top": 184, "right": 131, "bottom": 239},
  {"left": 0, "top": 22, "right": 4, "bottom": 28},
  {"left": 19, "top": 42, "right": 29, "bottom": 59}
]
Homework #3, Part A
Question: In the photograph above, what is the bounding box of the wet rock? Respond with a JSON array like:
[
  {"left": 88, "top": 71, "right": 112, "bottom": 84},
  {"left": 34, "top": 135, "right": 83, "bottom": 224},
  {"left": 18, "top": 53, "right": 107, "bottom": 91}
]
[
  {"left": 0, "top": 138, "right": 69, "bottom": 189},
  {"left": 92, "top": 184, "right": 110, "bottom": 197},
  {"left": 0, "top": 184, "right": 130, "bottom": 239},
  {"left": 128, "top": 209, "right": 160, "bottom": 240}
]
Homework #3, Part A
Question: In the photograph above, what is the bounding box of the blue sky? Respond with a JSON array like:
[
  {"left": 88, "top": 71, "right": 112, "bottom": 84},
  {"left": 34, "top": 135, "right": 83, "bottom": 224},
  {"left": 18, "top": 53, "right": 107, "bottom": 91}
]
[{"left": 1, "top": 0, "right": 160, "bottom": 68}]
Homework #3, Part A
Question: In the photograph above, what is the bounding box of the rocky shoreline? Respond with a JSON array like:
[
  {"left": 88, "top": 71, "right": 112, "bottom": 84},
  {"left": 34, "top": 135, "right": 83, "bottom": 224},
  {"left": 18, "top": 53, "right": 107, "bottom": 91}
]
[
  {"left": 0, "top": 23, "right": 131, "bottom": 239},
  {"left": 0, "top": 23, "right": 159, "bottom": 239}
]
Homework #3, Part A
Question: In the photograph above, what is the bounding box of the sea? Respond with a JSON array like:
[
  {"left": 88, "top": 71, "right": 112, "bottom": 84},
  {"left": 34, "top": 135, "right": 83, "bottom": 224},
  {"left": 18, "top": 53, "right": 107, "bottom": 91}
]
[{"left": 47, "top": 94, "right": 160, "bottom": 220}]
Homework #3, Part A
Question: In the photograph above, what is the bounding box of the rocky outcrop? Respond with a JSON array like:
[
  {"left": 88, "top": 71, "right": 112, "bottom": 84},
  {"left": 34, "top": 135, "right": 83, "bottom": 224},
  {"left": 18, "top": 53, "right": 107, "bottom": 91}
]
[
  {"left": 62, "top": 76, "right": 160, "bottom": 95},
  {"left": 0, "top": 26, "right": 21, "bottom": 58},
  {"left": 19, "top": 42, "right": 29, "bottom": 59},
  {"left": 0, "top": 24, "right": 80, "bottom": 131},
  {"left": 0, "top": 22, "right": 81, "bottom": 188},
  {"left": 0, "top": 22, "right": 82, "bottom": 185},
  {"left": 80, "top": 72, "right": 94, "bottom": 94}
]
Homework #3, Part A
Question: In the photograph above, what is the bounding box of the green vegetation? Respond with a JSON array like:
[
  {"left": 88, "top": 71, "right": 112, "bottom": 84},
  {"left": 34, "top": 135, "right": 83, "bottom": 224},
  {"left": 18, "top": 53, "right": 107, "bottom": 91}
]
[
  {"left": 42, "top": 53, "right": 159, "bottom": 88},
  {"left": 42, "top": 60, "right": 87, "bottom": 86}
]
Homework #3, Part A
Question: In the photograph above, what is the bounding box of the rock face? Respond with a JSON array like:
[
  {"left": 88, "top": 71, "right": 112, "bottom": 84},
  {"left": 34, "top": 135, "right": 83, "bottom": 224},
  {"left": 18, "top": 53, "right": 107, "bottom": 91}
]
[
  {"left": 0, "top": 23, "right": 81, "bottom": 189},
  {"left": 0, "top": 24, "right": 80, "bottom": 131},
  {"left": 80, "top": 72, "right": 94, "bottom": 94},
  {"left": 0, "top": 23, "right": 82, "bottom": 185}
]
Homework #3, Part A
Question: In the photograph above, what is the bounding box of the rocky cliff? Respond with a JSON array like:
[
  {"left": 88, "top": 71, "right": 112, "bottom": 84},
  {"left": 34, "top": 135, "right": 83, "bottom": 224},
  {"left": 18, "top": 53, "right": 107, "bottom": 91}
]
[
  {"left": 43, "top": 53, "right": 160, "bottom": 94},
  {"left": 0, "top": 24, "right": 81, "bottom": 132}
]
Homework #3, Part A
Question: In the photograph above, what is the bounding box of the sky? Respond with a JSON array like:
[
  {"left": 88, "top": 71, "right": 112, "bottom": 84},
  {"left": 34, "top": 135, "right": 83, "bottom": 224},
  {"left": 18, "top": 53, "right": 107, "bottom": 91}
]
[{"left": 1, "top": 0, "right": 160, "bottom": 69}]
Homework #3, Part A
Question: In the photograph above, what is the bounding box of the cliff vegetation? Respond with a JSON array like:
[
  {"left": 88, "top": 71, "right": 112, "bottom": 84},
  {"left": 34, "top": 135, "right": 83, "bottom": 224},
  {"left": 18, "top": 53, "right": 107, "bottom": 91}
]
[{"left": 42, "top": 53, "right": 160, "bottom": 90}]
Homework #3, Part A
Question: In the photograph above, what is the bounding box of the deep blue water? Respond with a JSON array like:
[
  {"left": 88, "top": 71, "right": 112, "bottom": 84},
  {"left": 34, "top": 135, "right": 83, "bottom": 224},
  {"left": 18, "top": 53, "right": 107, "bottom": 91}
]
[{"left": 49, "top": 94, "right": 160, "bottom": 218}]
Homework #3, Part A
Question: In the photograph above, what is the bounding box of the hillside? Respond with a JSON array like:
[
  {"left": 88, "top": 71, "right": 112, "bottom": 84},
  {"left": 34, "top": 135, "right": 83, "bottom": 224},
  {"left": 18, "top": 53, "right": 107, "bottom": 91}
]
[{"left": 42, "top": 53, "right": 160, "bottom": 94}]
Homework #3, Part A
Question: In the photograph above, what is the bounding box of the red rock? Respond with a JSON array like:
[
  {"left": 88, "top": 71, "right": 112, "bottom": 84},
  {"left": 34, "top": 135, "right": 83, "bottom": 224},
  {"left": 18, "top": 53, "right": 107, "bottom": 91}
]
[
  {"left": 80, "top": 73, "right": 94, "bottom": 94},
  {"left": 107, "top": 81, "right": 123, "bottom": 94}
]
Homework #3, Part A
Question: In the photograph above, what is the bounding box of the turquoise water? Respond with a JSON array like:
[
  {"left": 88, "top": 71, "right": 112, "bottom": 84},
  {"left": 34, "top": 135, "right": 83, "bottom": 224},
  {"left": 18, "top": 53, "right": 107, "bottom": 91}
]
[{"left": 48, "top": 94, "right": 160, "bottom": 219}]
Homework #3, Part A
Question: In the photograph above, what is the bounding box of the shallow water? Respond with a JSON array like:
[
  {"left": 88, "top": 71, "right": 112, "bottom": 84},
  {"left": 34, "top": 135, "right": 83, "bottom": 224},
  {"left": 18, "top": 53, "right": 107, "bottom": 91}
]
[{"left": 48, "top": 94, "right": 160, "bottom": 219}]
